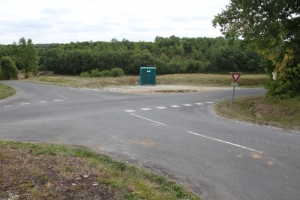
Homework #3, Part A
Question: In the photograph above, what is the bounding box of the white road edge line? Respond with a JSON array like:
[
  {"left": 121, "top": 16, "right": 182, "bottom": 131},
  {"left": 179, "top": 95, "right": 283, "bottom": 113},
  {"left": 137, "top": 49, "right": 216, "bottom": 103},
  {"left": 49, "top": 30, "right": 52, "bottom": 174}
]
[
  {"left": 187, "top": 131, "right": 263, "bottom": 154},
  {"left": 130, "top": 113, "right": 166, "bottom": 126},
  {"left": 57, "top": 94, "right": 68, "bottom": 99}
]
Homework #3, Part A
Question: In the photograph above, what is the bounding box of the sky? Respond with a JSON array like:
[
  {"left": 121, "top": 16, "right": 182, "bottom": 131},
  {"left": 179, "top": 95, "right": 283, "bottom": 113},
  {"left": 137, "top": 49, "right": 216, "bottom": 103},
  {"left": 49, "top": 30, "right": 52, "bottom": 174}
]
[{"left": 0, "top": 0, "right": 230, "bottom": 44}]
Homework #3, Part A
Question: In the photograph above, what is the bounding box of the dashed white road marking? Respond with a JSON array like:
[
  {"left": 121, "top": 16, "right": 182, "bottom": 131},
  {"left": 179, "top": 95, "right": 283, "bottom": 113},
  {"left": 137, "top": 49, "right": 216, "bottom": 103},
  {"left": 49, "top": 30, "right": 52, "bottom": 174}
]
[
  {"left": 39, "top": 101, "right": 47, "bottom": 103},
  {"left": 125, "top": 110, "right": 136, "bottom": 113},
  {"left": 3, "top": 105, "right": 12, "bottom": 108},
  {"left": 157, "top": 106, "right": 166, "bottom": 109},
  {"left": 187, "top": 131, "right": 263, "bottom": 154},
  {"left": 20, "top": 103, "right": 30, "bottom": 106},
  {"left": 206, "top": 102, "right": 214, "bottom": 104},
  {"left": 183, "top": 104, "right": 193, "bottom": 106},
  {"left": 131, "top": 113, "right": 166, "bottom": 126},
  {"left": 141, "top": 108, "right": 151, "bottom": 111},
  {"left": 195, "top": 103, "right": 204, "bottom": 105},
  {"left": 57, "top": 94, "right": 68, "bottom": 99},
  {"left": 171, "top": 105, "right": 180, "bottom": 108},
  {"left": 54, "top": 100, "right": 63, "bottom": 102}
]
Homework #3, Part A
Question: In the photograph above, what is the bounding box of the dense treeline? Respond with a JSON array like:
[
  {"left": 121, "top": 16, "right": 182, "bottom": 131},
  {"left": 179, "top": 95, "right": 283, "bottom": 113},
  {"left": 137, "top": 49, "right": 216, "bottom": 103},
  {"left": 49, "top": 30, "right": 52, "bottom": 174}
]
[{"left": 0, "top": 36, "right": 264, "bottom": 75}]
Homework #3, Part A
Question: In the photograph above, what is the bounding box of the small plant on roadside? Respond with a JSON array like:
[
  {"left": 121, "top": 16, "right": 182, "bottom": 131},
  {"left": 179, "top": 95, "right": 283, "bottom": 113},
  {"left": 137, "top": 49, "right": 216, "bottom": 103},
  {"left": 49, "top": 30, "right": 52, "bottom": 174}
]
[
  {"left": 90, "top": 69, "right": 102, "bottom": 77},
  {"left": 173, "top": 185, "right": 186, "bottom": 198},
  {"left": 100, "top": 70, "right": 111, "bottom": 77},
  {"left": 110, "top": 67, "right": 124, "bottom": 77},
  {"left": 80, "top": 71, "right": 90, "bottom": 77}
]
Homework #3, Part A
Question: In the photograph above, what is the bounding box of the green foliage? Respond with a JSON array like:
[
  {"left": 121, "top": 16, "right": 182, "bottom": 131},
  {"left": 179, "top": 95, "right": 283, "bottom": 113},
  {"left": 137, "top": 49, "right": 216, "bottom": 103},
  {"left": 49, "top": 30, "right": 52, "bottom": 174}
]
[
  {"left": 100, "top": 70, "right": 111, "bottom": 77},
  {"left": 90, "top": 69, "right": 102, "bottom": 77},
  {"left": 173, "top": 185, "right": 186, "bottom": 198},
  {"left": 110, "top": 67, "right": 124, "bottom": 77},
  {"left": 37, "top": 36, "right": 263, "bottom": 76},
  {"left": 0, "top": 56, "right": 18, "bottom": 80},
  {"left": 80, "top": 71, "right": 90, "bottom": 77},
  {"left": 11, "top": 37, "right": 39, "bottom": 78},
  {"left": 213, "top": 0, "right": 300, "bottom": 99}
]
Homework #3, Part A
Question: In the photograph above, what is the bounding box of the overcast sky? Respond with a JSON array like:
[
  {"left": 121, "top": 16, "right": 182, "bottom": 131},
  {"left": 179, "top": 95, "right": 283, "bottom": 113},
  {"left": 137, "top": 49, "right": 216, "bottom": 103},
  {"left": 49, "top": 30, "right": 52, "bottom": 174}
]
[{"left": 0, "top": 0, "right": 229, "bottom": 44}]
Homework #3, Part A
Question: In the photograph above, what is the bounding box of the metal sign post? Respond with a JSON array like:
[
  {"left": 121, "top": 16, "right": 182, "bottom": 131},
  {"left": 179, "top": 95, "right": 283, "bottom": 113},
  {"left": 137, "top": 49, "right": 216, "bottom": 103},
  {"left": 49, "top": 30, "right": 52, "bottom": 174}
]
[
  {"left": 231, "top": 83, "right": 238, "bottom": 109},
  {"left": 230, "top": 72, "right": 242, "bottom": 109}
]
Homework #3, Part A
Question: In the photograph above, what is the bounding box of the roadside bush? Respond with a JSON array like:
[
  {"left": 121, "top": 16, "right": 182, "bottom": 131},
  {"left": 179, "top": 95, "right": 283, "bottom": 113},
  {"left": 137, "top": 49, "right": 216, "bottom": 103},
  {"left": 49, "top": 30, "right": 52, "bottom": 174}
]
[
  {"left": 100, "top": 70, "right": 111, "bottom": 77},
  {"left": 90, "top": 69, "right": 102, "bottom": 77},
  {"left": 0, "top": 56, "right": 19, "bottom": 80},
  {"left": 110, "top": 68, "right": 124, "bottom": 77},
  {"left": 80, "top": 71, "right": 90, "bottom": 77}
]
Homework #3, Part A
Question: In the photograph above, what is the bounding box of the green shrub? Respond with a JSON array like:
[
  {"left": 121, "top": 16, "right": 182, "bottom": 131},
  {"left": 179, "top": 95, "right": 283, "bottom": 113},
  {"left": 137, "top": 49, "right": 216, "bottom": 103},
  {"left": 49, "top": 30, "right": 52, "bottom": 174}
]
[
  {"left": 0, "top": 56, "right": 19, "bottom": 80},
  {"left": 110, "top": 68, "right": 124, "bottom": 77},
  {"left": 100, "top": 70, "right": 111, "bottom": 77},
  {"left": 80, "top": 71, "right": 90, "bottom": 77},
  {"left": 90, "top": 69, "right": 102, "bottom": 77},
  {"left": 173, "top": 185, "right": 186, "bottom": 198}
]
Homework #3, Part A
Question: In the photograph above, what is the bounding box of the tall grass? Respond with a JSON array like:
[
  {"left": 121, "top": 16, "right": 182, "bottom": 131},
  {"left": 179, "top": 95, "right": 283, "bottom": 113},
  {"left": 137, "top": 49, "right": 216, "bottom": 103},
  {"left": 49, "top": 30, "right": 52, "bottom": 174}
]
[{"left": 214, "top": 95, "right": 300, "bottom": 131}]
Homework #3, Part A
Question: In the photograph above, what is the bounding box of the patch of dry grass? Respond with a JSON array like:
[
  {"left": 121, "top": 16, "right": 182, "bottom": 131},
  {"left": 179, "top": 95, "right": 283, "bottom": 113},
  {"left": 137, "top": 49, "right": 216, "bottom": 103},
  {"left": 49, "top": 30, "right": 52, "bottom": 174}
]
[
  {"left": 0, "top": 141, "right": 199, "bottom": 200},
  {"left": 0, "top": 83, "right": 16, "bottom": 100},
  {"left": 156, "top": 74, "right": 268, "bottom": 87},
  {"left": 23, "top": 73, "right": 268, "bottom": 88},
  {"left": 214, "top": 95, "right": 300, "bottom": 131}
]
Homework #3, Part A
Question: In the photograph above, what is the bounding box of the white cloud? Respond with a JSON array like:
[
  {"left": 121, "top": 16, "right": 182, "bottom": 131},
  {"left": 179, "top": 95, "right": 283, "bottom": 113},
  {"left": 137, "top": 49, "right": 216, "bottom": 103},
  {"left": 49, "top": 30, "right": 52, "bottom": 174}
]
[{"left": 0, "top": 0, "right": 229, "bottom": 44}]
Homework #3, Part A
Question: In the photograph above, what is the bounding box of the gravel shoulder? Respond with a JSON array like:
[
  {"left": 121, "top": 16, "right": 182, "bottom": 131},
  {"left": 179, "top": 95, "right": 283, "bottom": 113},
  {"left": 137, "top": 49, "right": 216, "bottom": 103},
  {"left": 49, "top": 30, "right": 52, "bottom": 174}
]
[{"left": 101, "top": 85, "right": 232, "bottom": 93}]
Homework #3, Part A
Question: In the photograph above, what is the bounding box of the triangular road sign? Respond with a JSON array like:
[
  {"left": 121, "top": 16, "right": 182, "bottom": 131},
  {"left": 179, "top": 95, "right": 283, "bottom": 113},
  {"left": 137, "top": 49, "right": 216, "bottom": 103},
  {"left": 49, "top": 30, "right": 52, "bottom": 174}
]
[{"left": 230, "top": 72, "right": 242, "bottom": 83}]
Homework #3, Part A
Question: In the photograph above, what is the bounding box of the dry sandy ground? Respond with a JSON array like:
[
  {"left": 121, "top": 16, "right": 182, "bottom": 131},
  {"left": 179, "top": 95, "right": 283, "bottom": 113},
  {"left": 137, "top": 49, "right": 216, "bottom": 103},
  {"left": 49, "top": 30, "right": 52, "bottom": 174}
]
[{"left": 100, "top": 85, "right": 232, "bottom": 93}]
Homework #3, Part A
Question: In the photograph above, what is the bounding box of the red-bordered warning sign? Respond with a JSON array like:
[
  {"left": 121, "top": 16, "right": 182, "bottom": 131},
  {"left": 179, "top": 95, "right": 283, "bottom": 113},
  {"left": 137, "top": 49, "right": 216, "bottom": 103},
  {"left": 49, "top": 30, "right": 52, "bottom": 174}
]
[{"left": 230, "top": 72, "right": 242, "bottom": 83}]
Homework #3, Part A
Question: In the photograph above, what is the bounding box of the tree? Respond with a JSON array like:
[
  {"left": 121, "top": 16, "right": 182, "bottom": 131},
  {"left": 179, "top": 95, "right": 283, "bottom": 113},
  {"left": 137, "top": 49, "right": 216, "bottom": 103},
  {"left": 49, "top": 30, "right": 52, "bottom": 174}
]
[
  {"left": 0, "top": 56, "right": 18, "bottom": 80},
  {"left": 213, "top": 0, "right": 300, "bottom": 99},
  {"left": 11, "top": 37, "right": 39, "bottom": 78}
]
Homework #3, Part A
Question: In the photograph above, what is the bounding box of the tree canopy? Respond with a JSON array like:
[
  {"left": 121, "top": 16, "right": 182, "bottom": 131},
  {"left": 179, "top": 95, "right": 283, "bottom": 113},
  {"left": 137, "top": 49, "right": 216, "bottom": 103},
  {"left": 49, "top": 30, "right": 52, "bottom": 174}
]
[
  {"left": 11, "top": 37, "right": 39, "bottom": 78},
  {"left": 1, "top": 36, "right": 265, "bottom": 80},
  {"left": 36, "top": 36, "right": 263, "bottom": 75},
  {"left": 213, "top": 0, "right": 300, "bottom": 99},
  {"left": 0, "top": 56, "right": 18, "bottom": 80}
]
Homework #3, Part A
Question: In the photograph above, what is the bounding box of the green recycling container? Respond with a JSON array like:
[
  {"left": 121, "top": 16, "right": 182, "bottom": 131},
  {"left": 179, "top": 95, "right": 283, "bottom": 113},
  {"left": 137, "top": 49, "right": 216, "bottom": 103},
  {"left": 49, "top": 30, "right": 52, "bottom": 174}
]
[{"left": 140, "top": 67, "right": 156, "bottom": 85}]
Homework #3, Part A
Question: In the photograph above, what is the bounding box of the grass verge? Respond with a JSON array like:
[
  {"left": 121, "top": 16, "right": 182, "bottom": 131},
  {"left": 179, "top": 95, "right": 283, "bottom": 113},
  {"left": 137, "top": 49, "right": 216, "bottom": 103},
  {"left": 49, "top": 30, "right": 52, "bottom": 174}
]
[
  {"left": 23, "top": 73, "right": 268, "bottom": 88},
  {"left": 214, "top": 95, "right": 300, "bottom": 131},
  {"left": 0, "top": 141, "right": 199, "bottom": 200},
  {"left": 0, "top": 83, "right": 16, "bottom": 100}
]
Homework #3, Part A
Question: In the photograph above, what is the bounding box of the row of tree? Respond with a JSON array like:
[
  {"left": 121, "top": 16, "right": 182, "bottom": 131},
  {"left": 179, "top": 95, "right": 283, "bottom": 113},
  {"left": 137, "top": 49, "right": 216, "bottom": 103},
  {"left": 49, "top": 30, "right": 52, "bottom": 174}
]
[
  {"left": 0, "top": 36, "right": 264, "bottom": 77},
  {"left": 38, "top": 37, "right": 263, "bottom": 75}
]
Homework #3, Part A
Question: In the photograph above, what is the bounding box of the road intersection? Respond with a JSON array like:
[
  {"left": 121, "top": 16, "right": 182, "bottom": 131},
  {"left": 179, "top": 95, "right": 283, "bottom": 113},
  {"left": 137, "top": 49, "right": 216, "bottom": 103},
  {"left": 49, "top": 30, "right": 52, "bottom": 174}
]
[{"left": 1, "top": 81, "right": 299, "bottom": 200}]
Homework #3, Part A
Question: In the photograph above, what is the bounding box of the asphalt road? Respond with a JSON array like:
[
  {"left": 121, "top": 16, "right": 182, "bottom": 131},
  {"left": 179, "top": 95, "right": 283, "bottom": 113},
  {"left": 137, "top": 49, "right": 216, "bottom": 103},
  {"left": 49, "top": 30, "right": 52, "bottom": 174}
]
[{"left": 1, "top": 81, "right": 300, "bottom": 200}]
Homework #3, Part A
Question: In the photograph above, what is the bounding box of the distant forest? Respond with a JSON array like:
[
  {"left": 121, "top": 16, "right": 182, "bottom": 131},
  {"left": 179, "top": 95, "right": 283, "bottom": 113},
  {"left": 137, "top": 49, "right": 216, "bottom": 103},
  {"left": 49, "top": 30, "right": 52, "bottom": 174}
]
[{"left": 0, "top": 36, "right": 264, "bottom": 75}]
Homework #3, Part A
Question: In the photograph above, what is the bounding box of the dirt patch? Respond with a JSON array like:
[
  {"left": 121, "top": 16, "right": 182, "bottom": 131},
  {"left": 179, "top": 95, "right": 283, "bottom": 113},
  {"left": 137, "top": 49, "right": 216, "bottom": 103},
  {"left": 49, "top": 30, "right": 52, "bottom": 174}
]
[
  {"left": 103, "top": 85, "right": 231, "bottom": 94},
  {"left": 0, "top": 147, "right": 123, "bottom": 199}
]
